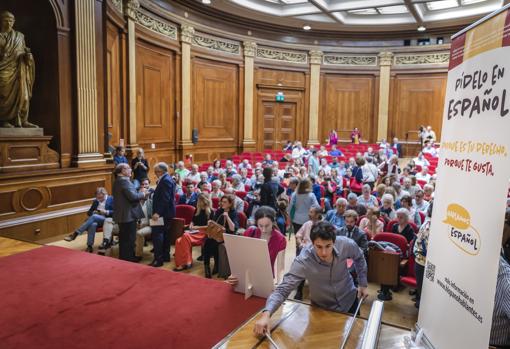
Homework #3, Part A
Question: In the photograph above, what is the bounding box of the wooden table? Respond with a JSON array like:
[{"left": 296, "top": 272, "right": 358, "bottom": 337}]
[{"left": 214, "top": 300, "right": 410, "bottom": 349}]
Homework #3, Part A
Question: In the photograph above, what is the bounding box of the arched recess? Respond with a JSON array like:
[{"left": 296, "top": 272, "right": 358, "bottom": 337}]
[{"left": 1, "top": 0, "right": 74, "bottom": 166}]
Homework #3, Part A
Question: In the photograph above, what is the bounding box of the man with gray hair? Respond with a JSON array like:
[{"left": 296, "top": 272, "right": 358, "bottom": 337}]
[
  {"left": 325, "top": 197, "right": 348, "bottom": 229},
  {"left": 113, "top": 163, "right": 148, "bottom": 262},
  {"left": 150, "top": 162, "right": 176, "bottom": 267}
]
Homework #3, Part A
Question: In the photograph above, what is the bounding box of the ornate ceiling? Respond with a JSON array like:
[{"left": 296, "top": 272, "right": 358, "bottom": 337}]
[{"left": 194, "top": 0, "right": 504, "bottom": 32}]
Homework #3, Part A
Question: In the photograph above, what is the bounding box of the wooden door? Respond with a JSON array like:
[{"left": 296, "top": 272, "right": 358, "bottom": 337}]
[
  {"left": 278, "top": 102, "right": 296, "bottom": 148},
  {"left": 261, "top": 102, "right": 296, "bottom": 150}
]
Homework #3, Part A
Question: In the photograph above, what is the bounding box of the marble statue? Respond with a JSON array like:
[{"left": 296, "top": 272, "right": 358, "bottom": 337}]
[{"left": 0, "top": 11, "right": 38, "bottom": 128}]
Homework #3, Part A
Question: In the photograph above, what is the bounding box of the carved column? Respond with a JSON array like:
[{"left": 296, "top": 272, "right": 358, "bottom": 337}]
[
  {"left": 124, "top": 0, "right": 139, "bottom": 149},
  {"left": 180, "top": 25, "right": 195, "bottom": 148},
  {"left": 377, "top": 52, "right": 393, "bottom": 141},
  {"left": 242, "top": 41, "right": 257, "bottom": 151},
  {"left": 73, "top": 0, "right": 104, "bottom": 166},
  {"left": 308, "top": 50, "right": 323, "bottom": 146}
]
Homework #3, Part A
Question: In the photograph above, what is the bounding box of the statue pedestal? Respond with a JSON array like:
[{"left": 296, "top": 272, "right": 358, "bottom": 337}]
[{"left": 0, "top": 128, "right": 60, "bottom": 173}]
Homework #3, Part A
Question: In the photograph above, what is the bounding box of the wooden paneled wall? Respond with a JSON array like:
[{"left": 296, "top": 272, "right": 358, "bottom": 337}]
[
  {"left": 320, "top": 74, "right": 378, "bottom": 143},
  {"left": 106, "top": 21, "right": 124, "bottom": 148},
  {"left": 191, "top": 58, "right": 241, "bottom": 162},
  {"left": 388, "top": 73, "right": 447, "bottom": 142},
  {"left": 135, "top": 41, "right": 177, "bottom": 181}
]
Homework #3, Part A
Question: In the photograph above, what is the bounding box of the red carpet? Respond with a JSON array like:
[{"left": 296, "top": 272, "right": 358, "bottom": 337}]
[{"left": 0, "top": 246, "right": 265, "bottom": 349}]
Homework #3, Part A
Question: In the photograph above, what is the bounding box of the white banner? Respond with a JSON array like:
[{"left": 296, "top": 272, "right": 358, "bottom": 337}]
[{"left": 417, "top": 5, "right": 510, "bottom": 349}]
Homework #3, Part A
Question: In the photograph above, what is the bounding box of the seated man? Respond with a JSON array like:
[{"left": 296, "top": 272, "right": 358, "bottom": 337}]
[
  {"left": 135, "top": 178, "right": 153, "bottom": 261},
  {"left": 325, "top": 197, "right": 347, "bottom": 229},
  {"left": 346, "top": 193, "right": 367, "bottom": 216},
  {"left": 252, "top": 221, "right": 368, "bottom": 335},
  {"left": 178, "top": 182, "right": 198, "bottom": 207},
  {"left": 65, "top": 187, "right": 113, "bottom": 253},
  {"left": 337, "top": 210, "right": 368, "bottom": 256},
  {"left": 329, "top": 144, "right": 343, "bottom": 157}
]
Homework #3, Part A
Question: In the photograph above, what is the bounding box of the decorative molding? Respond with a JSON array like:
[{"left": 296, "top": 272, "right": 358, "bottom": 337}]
[
  {"left": 134, "top": 8, "right": 177, "bottom": 39},
  {"left": 256, "top": 46, "right": 307, "bottom": 64},
  {"left": 192, "top": 32, "right": 241, "bottom": 55},
  {"left": 181, "top": 25, "right": 195, "bottom": 44},
  {"left": 323, "top": 54, "right": 376, "bottom": 66},
  {"left": 111, "top": 0, "right": 123, "bottom": 14},
  {"left": 378, "top": 52, "right": 393, "bottom": 67},
  {"left": 123, "top": 0, "right": 139, "bottom": 20},
  {"left": 309, "top": 50, "right": 323, "bottom": 65},
  {"left": 244, "top": 41, "right": 257, "bottom": 58},
  {"left": 394, "top": 52, "right": 450, "bottom": 65}
]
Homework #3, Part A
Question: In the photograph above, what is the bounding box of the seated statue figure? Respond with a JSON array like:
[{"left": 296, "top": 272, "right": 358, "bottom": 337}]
[{"left": 0, "top": 11, "right": 38, "bottom": 128}]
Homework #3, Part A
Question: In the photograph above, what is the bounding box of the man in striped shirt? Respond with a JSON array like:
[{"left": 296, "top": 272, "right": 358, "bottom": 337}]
[{"left": 490, "top": 209, "right": 510, "bottom": 348}]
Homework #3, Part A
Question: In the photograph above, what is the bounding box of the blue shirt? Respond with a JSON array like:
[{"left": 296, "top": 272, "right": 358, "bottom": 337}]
[
  {"left": 265, "top": 236, "right": 367, "bottom": 314},
  {"left": 113, "top": 155, "right": 128, "bottom": 165},
  {"left": 325, "top": 209, "right": 346, "bottom": 229},
  {"left": 329, "top": 150, "right": 343, "bottom": 157}
]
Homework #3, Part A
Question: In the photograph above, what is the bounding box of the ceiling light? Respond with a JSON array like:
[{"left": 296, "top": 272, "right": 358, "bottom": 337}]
[
  {"left": 202, "top": 0, "right": 211, "bottom": 4},
  {"left": 417, "top": 25, "right": 426, "bottom": 32},
  {"left": 303, "top": 25, "right": 311, "bottom": 30}
]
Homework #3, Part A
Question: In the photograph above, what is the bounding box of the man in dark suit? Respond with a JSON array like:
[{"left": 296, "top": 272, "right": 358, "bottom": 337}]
[
  {"left": 65, "top": 187, "right": 114, "bottom": 252},
  {"left": 151, "top": 162, "right": 176, "bottom": 267},
  {"left": 113, "top": 163, "right": 148, "bottom": 262},
  {"left": 336, "top": 210, "right": 368, "bottom": 257},
  {"left": 178, "top": 182, "right": 198, "bottom": 207}
]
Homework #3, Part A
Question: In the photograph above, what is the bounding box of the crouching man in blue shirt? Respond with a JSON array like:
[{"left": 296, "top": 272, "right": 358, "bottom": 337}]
[{"left": 254, "top": 221, "right": 368, "bottom": 336}]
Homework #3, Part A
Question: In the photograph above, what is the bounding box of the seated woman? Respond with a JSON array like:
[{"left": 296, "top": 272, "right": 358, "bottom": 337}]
[
  {"left": 392, "top": 208, "right": 416, "bottom": 243},
  {"left": 210, "top": 179, "right": 224, "bottom": 199},
  {"left": 203, "top": 194, "right": 239, "bottom": 278},
  {"left": 357, "top": 184, "right": 378, "bottom": 209},
  {"left": 380, "top": 193, "right": 396, "bottom": 221},
  {"left": 243, "top": 206, "right": 287, "bottom": 273},
  {"left": 400, "top": 194, "right": 421, "bottom": 226},
  {"left": 226, "top": 206, "right": 287, "bottom": 286},
  {"left": 173, "top": 194, "right": 214, "bottom": 271},
  {"left": 359, "top": 207, "right": 384, "bottom": 240}
]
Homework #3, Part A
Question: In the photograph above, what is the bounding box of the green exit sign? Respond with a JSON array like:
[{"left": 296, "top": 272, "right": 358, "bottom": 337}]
[{"left": 275, "top": 92, "right": 285, "bottom": 102}]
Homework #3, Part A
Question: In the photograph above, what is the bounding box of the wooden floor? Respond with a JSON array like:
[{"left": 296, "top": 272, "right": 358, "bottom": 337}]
[
  {"left": 1, "top": 232, "right": 419, "bottom": 330},
  {"left": 0, "top": 236, "right": 40, "bottom": 257}
]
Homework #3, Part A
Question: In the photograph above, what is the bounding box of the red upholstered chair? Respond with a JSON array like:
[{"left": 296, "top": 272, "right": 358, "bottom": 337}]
[
  {"left": 373, "top": 232, "right": 408, "bottom": 257},
  {"left": 385, "top": 219, "right": 399, "bottom": 232},
  {"left": 244, "top": 184, "right": 251, "bottom": 192},
  {"left": 418, "top": 211, "right": 425, "bottom": 225},
  {"left": 385, "top": 220, "right": 419, "bottom": 236},
  {"left": 175, "top": 205, "right": 195, "bottom": 225},
  {"left": 400, "top": 253, "right": 417, "bottom": 290},
  {"left": 417, "top": 179, "right": 427, "bottom": 188},
  {"left": 235, "top": 191, "right": 247, "bottom": 200},
  {"left": 211, "top": 197, "right": 220, "bottom": 210},
  {"left": 243, "top": 200, "right": 250, "bottom": 215},
  {"left": 238, "top": 211, "right": 247, "bottom": 229},
  {"left": 169, "top": 205, "right": 195, "bottom": 245}
]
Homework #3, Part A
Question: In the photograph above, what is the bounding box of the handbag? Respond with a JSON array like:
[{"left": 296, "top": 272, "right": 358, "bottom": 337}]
[
  {"left": 206, "top": 214, "right": 226, "bottom": 242},
  {"left": 350, "top": 168, "right": 363, "bottom": 192}
]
